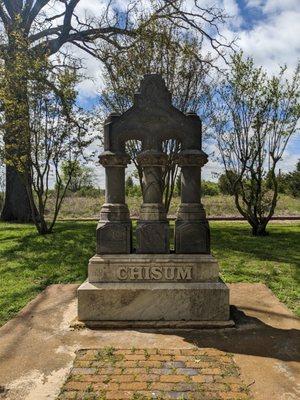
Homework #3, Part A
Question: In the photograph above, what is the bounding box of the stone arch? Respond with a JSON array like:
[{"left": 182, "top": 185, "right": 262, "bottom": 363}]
[{"left": 97, "top": 74, "right": 210, "bottom": 255}]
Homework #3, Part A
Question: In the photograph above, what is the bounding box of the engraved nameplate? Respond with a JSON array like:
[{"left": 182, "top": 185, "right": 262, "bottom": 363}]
[
  {"left": 88, "top": 255, "right": 220, "bottom": 283},
  {"left": 116, "top": 266, "right": 192, "bottom": 281}
]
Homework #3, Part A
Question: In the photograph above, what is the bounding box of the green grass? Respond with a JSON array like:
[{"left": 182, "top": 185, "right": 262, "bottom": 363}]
[
  {"left": 0, "top": 221, "right": 299, "bottom": 326},
  {"left": 212, "top": 222, "right": 300, "bottom": 316}
]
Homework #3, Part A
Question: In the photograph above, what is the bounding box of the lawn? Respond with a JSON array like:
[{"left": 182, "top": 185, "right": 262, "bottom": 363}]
[{"left": 0, "top": 221, "right": 299, "bottom": 326}]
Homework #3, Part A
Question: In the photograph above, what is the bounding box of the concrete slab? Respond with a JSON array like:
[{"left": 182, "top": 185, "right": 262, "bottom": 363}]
[{"left": 0, "top": 283, "right": 299, "bottom": 400}]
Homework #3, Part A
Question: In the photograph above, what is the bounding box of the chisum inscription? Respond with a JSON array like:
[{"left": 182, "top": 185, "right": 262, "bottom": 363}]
[{"left": 117, "top": 266, "right": 192, "bottom": 281}]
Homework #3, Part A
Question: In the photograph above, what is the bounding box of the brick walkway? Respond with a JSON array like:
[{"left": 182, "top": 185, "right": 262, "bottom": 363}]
[{"left": 57, "top": 348, "right": 252, "bottom": 400}]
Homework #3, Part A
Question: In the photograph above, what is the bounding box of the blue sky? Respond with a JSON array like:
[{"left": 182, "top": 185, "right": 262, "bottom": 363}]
[{"left": 71, "top": 0, "right": 300, "bottom": 185}]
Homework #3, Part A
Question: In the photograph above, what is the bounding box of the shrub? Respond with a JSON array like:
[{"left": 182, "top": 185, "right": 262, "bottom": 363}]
[{"left": 202, "top": 181, "right": 220, "bottom": 196}]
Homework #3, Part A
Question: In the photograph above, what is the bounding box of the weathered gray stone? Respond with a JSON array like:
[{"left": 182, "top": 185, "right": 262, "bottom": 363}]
[
  {"left": 136, "top": 221, "right": 169, "bottom": 254},
  {"left": 96, "top": 151, "right": 131, "bottom": 254},
  {"left": 96, "top": 221, "right": 131, "bottom": 254},
  {"left": 174, "top": 148, "right": 210, "bottom": 254},
  {"left": 88, "top": 254, "right": 219, "bottom": 283},
  {"left": 77, "top": 280, "right": 230, "bottom": 321},
  {"left": 175, "top": 220, "right": 210, "bottom": 254},
  {"left": 136, "top": 150, "right": 169, "bottom": 253}
]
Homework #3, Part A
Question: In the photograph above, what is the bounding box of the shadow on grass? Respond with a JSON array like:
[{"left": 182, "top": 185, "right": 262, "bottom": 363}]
[
  {"left": 1, "top": 221, "right": 96, "bottom": 284},
  {"left": 0, "top": 221, "right": 96, "bottom": 326},
  {"left": 211, "top": 223, "right": 300, "bottom": 266}
]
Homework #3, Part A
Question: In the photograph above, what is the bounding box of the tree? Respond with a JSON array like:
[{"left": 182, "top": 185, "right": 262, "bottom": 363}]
[
  {"left": 1, "top": 51, "right": 93, "bottom": 234},
  {"left": 214, "top": 53, "right": 300, "bottom": 235},
  {"left": 218, "top": 171, "right": 238, "bottom": 195},
  {"left": 100, "top": 18, "right": 217, "bottom": 212},
  {"left": 0, "top": 0, "right": 231, "bottom": 222},
  {"left": 125, "top": 175, "right": 134, "bottom": 196},
  {"left": 202, "top": 181, "right": 220, "bottom": 196},
  {"left": 286, "top": 160, "right": 300, "bottom": 197},
  {"left": 61, "top": 160, "right": 94, "bottom": 192}
]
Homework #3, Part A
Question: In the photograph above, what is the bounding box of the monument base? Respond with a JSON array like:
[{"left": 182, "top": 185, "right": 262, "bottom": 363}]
[
  {"left": 77, "top": 280, "right": 230, "bottom": 323},
  {"left": 72, "top": 318, "right": 234, "bottom": 330}
]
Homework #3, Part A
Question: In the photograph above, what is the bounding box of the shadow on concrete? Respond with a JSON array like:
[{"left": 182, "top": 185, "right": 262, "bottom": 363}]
[
  {"left": 137, "top": 306, "right": 300, "bottom": 362},
  {"left": 81, "top": 305, "right": 300, "bottom": 363}
]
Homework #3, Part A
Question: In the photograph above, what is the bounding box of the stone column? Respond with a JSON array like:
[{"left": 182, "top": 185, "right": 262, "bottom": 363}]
[
  {"left": 96, "top": 151, "right": 131, "bottom": 254},
  {"left": 136, "top": 150, "right": 169, "bottom": 253},
  {"left": 175, "top": 149, "right": 210, "bottom": 253}
]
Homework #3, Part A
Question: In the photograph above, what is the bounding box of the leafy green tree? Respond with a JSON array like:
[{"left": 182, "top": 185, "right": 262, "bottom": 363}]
[
  {"left": 125, "top": 176, "right": 134, "bottom": 197},
  {"left": 175, "top": 174, "right": 181, "bottom": 196},
  {"left": 286, "top": 160, "right": 300, "bottom": 197},
  {"left": 61, "top": 160, "right": 94, "bottom": 193},
  {"left": 0, "top": 0, "right": 231, "bottom": 222},
  {"left": 1, "top": 53, "right": 93, "bottom": 234},
  {"left": 214, "top": 52, "right": 300, "bottom": 236},
  {"left": 202, "top": 181, "right": 220, "bottom": 196},
  {"left": 218, "top": 171, "right": 238, "bottom": 195}
]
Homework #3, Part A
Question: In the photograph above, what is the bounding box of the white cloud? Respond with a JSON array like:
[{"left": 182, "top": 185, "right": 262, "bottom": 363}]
[
  {"left": 263, "top": 0, "right": 299, "bottom": 13},
  {"left": 237, "top": 10, "right": 300, "bottom": 75},
  {"left": 278, "top": 136, "right": 300, "bottom": 173}
]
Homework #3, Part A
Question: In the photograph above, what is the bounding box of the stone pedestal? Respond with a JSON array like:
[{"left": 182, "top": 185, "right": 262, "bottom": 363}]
[
  {"left": 77, "top": 254, "right": 231, "bottom": 325},
  {"left": 136, "top": 151, "right": 169, "bottom": 253},
  {"left": 175, "top": 149, "right": 210, "bottom": 254},
  {"left": 96, "top": 151, "right": 131, "bottom": 254}
]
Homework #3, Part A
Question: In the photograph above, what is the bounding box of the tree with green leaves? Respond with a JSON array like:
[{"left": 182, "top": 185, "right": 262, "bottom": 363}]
[
  {"left": 61, "top": 160, "right": 95, "bottom": 193},
  {"left": 0, "top": 0, "right": 231, "bottom": 222},
  {"left": 218, "top": 171, "right": 238, "bottom": 195},
  {"left": 0, "top": 52, "right": 93, "bottom": 234},
  {"left": 214, "top": 53, "right": 300, "bottom": 235},
  {"left": 286, "top": 160, "right": 300, "bottom": 197}
]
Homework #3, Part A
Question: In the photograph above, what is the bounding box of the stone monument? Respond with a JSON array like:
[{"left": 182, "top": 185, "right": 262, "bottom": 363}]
[{"left": 77, "top": 74, "right": 232, "bottom": 327}]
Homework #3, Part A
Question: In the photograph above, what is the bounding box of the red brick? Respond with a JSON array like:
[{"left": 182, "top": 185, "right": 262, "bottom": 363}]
[
  {"left": 125, "top": 354, "right": 146, "bottom": 361},
  {"left": 113, "top": 361, "right": 137, "bottom": 368},
  {"left": 219, "top": 392, "right": 250, "bottom": 399},
  {"left": 71, "top": 374, "right": 110, "bottom": 383},
  {"left": 124, "top": 368, "right": 147, "bottom": 374},
  {"left": 93, "top": 382, "right": 119, "bottom": 391},
  {"left": 150, "top": 355, "right": 172, "bottom": 361},
  {"left": 110, "top": 375, "right": 134, "bottom": 383},
  {"left": 151, "top": 382, "right": 175, "bottom": 391},
  {"left": 64, "top": 381, "right": 93, "bottom": 391},
  {"left": 191, "top": 375, "right": 207, "bottom": 383},
  {"left": 160, "top": 374, "right": 186, "bottom": 383},
  {"left": 119, "top": 382, "right": 148, "bottom": 390},
  {"left": 138, "top": 361, "right": 162, "bottom": 368},
  {"left": 135, "top": 374, "right": 160, "bottom": 382},
  {"left": 105, "top": 390, "right": 132, "bottom": 399}
]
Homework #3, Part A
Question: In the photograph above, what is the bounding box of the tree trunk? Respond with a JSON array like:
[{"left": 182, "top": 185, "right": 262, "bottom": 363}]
[
  {"left": 1, "top": 165, "right": 33, "bottom": 222},
  {"left": 251, "top": 222, "right": 268, "bottom": 236},
  {"left": 1, "top": 39, "right": 34, "bottom": 223}
]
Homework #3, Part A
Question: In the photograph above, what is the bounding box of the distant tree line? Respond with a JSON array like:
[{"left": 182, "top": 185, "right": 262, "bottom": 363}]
[{"left": 124, "top": 159, "right": 300, "bottom": 200}]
